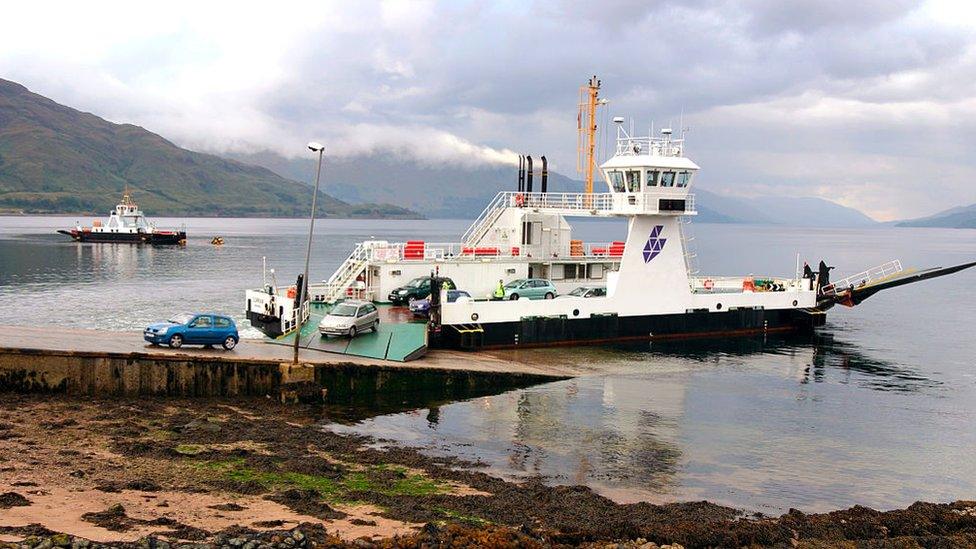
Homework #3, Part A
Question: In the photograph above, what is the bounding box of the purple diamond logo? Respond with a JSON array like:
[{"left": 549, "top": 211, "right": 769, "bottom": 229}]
[{"left": 642, "top": 225, "right": 667, "bottom": 263}]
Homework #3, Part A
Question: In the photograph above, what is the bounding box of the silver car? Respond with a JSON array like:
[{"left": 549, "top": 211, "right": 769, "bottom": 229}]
[
  {"left": 557, "top": 286, "right": 607, "bottom": 299},
  {"left": 318, "top": 300, "right": 379, "bottom": 337}
]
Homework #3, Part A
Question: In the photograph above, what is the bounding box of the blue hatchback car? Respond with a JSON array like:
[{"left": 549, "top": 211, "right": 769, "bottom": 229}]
[{"left": 144, "top": 313, "right": 239, "bottom": 350}]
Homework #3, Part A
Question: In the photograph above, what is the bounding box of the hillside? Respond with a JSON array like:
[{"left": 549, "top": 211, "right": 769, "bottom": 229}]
[
  {"left": 696, "top": 190, "right": 877, "bottom": 226},
  {"left": 0, "top": 79, "right": 417, "bottom": 218},
  {"left": 232, "top": 150, "right": 877, "bottom": 226},
  {"left": 896, "top": 203, "right": 976, "bottom": 229}
]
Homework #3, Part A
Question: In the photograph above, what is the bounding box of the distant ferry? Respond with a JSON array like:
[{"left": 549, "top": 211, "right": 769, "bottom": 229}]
[{"left": 58, "top": 191, "right": 186, "bottom": 245}]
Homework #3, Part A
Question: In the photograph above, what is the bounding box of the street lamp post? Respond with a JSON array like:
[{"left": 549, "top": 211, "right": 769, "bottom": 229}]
[{"left": 293, "top": 141, "right": 325, "bottom": 365}]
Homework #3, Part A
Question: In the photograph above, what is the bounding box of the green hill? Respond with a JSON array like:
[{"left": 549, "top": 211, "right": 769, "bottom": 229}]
[{"left": 0, "top": 78, "right": 418, "bottom": 218}]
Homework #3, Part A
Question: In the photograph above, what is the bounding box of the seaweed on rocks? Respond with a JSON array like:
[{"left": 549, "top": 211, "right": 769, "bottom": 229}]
[
  {"left": 264, "top": 489, "right": 346, "bottom": 520},
  {"left": 209, "top": 502, "right": 247, "bottom": 511},
  {"left": 0, "top": 492, "right": 30, "bottom": 508},
  {"left": 80, "top": 504, "right": 131, "bottom": 532}
]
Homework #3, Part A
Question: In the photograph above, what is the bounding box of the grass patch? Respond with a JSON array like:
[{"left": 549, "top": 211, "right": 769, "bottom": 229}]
[
  {"left": 174, "top": 444, "right": 207, "bottom": 456},
  {"left": 199, "top": 459, "right": 449, "bottom": 502},
  {"left": 147, "top": 429, "right": 174, "bottom": 441},
  {"left": 436, "top": 508, "right": 491, "bottom": 526},
  {"left": 390, "top": 473, "right": 444, "bottom": 496}
]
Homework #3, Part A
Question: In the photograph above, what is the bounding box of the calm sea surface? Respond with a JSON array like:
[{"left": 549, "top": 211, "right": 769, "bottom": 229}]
[{"left": 1, "top": 215, "right": 975, "bottom": 513}]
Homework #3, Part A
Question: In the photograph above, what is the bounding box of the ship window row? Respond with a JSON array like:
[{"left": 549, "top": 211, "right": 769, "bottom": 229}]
[{"left": 606, "top": 169, "right": 693, "bottom": 192}]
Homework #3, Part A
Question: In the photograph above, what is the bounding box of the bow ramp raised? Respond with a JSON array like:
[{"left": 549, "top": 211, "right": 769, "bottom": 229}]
[{"left": 816, "top": 259, "right": 976, "bottom": 310}]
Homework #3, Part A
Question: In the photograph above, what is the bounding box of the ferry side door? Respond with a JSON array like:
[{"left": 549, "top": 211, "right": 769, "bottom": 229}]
[{"left": 186, "top": 314, "right": 214, "bottom": 344}]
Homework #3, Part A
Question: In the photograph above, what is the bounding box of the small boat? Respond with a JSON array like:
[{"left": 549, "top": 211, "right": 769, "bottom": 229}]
[{"left": 57, "top": 191, "right": 186, "bottom": 245}]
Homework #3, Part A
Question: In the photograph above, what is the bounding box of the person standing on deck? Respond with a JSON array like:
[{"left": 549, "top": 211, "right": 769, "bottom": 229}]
[
  {"left": 817, "top": 260, "right": 835, "bottom": 292},
  {"left": 493, "top": 279, "right": 505, "bottom": 300},
  {"left": 803, "top": 262, "right": 814, "bottom": 290}
]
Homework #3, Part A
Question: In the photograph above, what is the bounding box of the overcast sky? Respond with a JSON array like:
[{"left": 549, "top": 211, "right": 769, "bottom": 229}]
[{"left": 2, "top": 0, "right": 975, "bottom": 220}]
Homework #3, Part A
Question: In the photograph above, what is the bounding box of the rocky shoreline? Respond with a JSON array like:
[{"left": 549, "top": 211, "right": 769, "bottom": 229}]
[{"left": 1, "top": 394, "right": 974, "bottom": 548}]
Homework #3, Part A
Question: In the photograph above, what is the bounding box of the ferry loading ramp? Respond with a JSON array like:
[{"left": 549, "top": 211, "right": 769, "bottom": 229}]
[{"left": 271, "top": 304, "right": 428, "bottom": 362}]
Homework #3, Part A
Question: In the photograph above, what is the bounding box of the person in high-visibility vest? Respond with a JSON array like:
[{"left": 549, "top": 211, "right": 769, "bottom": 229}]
[
  {"left": 441, "top": 279, "right": 453, "bottom": 291},
  {"left": 493, "top": 279, "right": 505, "bottom": 300}
]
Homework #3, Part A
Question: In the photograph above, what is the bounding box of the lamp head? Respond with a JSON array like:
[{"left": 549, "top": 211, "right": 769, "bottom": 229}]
[{"left": 307, "top": 142, "right": 324, "bottom": 152}]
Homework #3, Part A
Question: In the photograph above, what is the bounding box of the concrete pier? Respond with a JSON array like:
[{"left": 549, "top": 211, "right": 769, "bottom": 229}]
[{"left": 0, "top": 326, "right": 572, "bottom": 402}]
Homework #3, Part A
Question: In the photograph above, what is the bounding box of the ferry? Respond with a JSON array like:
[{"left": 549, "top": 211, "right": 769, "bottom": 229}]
[
  {"left": 57, "top": 190, "right": 186, "bottom": 245},
  {"left": 245, "top": 77, "right": 975, "bottom": 352}
]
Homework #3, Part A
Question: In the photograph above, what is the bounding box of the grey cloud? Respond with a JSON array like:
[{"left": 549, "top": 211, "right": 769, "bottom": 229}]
[
  {"left": 1, "top": 0, "right": 973, "bottom": 218},
  {"left": 743, "top": 0, "right": 922, "bottom": 36}
]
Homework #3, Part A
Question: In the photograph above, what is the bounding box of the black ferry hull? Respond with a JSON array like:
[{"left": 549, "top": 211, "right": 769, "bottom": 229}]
[
  {"left": 58, "top": 230, "right": 186, "bottom": 245},
  {"left": 438, "top": 307, "right": 826, "bottom": 350}
]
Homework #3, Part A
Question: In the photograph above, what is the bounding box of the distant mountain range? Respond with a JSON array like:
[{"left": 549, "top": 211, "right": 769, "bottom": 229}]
[
  {"left": 895, "top": 203, "right": 976, "bottom": 229},
  {"left": 231, "top": 150, "right": 879, "bottom": 226},
  {"left": 694, "top": 190, "right": 878, "bottom": 226},
  {"left": 227, "top": 151, "right": 581, "bottom": 219},
  {"left": 0, "top": 79, "right": 416, "bottom": 218}
]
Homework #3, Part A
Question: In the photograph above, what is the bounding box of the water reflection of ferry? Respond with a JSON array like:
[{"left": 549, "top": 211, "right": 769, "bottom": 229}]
[
  {"left": 332, "top": 332, "right": 945, "bottom": 508},
  {"left": 57, "top": 191, "right": 186, "bottom": 245}
]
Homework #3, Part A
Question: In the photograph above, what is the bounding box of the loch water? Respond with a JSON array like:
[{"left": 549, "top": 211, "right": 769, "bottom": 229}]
[{"left": 1, "top": 215, "right": 974, "bottom": 513}]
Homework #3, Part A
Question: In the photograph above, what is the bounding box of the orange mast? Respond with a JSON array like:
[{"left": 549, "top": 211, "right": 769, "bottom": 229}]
[{"left": 577, "top": 76, "right": 602, "bottom": 194}]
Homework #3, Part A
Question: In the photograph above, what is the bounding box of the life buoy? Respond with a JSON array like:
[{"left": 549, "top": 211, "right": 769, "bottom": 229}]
[
  {"left": 703, "top": 279, "right": 714, "bottom": 290},
  {"left": 514, "top": 193, "right": 525, "bottom": 207}
]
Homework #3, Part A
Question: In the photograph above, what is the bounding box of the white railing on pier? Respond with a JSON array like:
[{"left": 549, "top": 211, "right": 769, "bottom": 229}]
[{"left": 821, "top": 260, "right": 903, "bottom": 297}]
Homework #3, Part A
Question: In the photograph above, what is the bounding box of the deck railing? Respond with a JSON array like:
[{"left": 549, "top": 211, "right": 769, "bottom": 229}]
[
  {"left": 363, "top": 241, "right": 630, "bottom": 262},
  {"left": 821, "top": 260, "right": 903, "bottom": 297},
  {"left": 281, "top": 299, "right": 310, "bottom": 336},
  {"left": 482, "top": 191, "right": 695, "bottom": 214},
  {"left": 461, "top": 191, "right": 696, "bottom": 246},
  {"left": 689, "top": 275, "right": 806, "bottom": 293}
]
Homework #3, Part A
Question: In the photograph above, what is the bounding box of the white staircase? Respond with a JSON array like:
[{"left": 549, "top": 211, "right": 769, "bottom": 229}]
[
  {"left": 461, "top": 192, "right": 508, "bottom": 246},
  {"left": 318, "top": 243, "right": 370, "bottom": 303}
]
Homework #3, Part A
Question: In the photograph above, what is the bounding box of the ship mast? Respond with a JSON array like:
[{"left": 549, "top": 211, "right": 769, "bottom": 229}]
[{"left": 577, "top": 76, "right": 602, "bottom": 194}]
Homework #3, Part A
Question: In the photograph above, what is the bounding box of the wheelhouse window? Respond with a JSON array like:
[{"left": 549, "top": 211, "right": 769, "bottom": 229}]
[
  {"left": 607, "top": 170, "right": 626, "bottom": 193},
  {"left": 645, "top": 170, "right": 659, "bottom": 187},
  {"left": 625, "top": 170, "right": 641, "bottom": 192},
  {"left": 676, "top": 171, "right": 692, "bottom": 187},
  {"left": 660, "top": 171, "right": 676, "bottom": 187}
]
